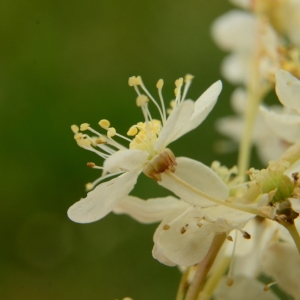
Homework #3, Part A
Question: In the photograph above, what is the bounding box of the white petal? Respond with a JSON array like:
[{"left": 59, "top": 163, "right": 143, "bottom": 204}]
[
  {"left": 113, "top": 195, "right": 181, "bottom": 224},
  {"left": 221, "top": 53, "right": 249, "bottom": 84},
  {"left": 276, "top": 69, "right": 300, "bottom": 111},
  {"left": 156, "top": 206, "right": 215, "bottom": 266},
  {"left": 211, "top": 10, "right": 255, "bottom": 51},
  {"left": 289, "top": 198, "right": 300, "bottom": 214},
  {"left": 178, "top": 80, "right": 222, "bottom": 137},
  {"left": 204, "top": 206, "right": 253, "bottom": 231},
  {"left": 155, "top": 81, "right": 222, "bottom": 150},
  {"left": 152, "top": 243, "right": 177, "bottom": 267},
  {"left": 262, "top": 241, "right": 300, "bottom": 299},
  {"left": 67, "top": 169, "right": 140, "bottom": 223},
  {"left": 260, "top": 106, "right": 300, "bottom": 143},
  {"left": 159, "top": 157, "right": 229, "bottom": 207},
  {"left": 104, "top": 149, "right": 148, "bottom": 173},
  {"left": 214, "top": 276, "right": 280, "bottom": 300},
  {"left": 154, "top": 100, "right": 194, "bottom": 151}
]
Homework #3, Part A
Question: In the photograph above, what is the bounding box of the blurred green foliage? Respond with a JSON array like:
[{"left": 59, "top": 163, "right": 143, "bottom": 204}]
[{"left": 0, "top": 1, "right": 250, "bottom": 299}]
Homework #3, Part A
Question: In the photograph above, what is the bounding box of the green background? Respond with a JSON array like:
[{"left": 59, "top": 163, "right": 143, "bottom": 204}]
[{"left": 0, "top": 1, "right": 256, "bottom": 299}]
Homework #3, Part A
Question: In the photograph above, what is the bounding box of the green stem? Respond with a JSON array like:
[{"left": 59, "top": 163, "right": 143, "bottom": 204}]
[
  {"left": 184, "top": 234, "right": 226, "bottom": 300},
  {"left": 165, "top": 171, "right": 266, "bottom": 218},
  {"left": 281, "top": 222, "right": 300, "bottom": 254},
  {"left": 176, "top": 267, "right": 190, "bottom": 300},
  {"left": 198, "top": 257, "right": 230, "bottom": 300}
]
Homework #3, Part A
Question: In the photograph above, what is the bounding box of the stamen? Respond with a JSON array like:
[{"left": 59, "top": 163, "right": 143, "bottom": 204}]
[
  {"left": 99, "top": 119, "right": 110, "bottom": 129},
  {"left": 85, "top": 171, "right": 125, "bottom": 191},
  {"left": 181, "top": 74, "right": 194, "bottom": 102},
  {"left": 128, "top": 76, "right": 142, "bottom": 86},
  {"left": 80, "top": 123, "right": 90, "bottom": 131},
  {"left": 87, "top": 162, "right": 103, "bottom": 170},
  {"left": 227, "top": 230, "right": 237, "bottom": 287},
  {"left": 107, "top": 127, "right": 116, "bottom": 138},
  {"left": 136, "top": 95, "right": 149, "bottom": 107},
  {"left": 135, "top": 77, "right": 166, "bottom": 125},
  {"left": 71, "top": 124, "right": 79, "bottom": 133},
  {"left": 241, "top": 230, "right": 251, "bottom": 239},
  {"left": 156, "top": 79, "right": 167, "bottom": 124},
  {"left": 127, "top": 126, "right": 138, "bottom": 136}
]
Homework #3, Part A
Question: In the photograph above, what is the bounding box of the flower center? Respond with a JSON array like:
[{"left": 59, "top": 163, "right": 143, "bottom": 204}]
[{"left": 127, "top": 119, "right": 162, "bottom": 157}]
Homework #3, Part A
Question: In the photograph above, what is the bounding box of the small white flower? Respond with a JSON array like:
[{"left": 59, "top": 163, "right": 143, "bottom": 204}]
[{"left": 68, "top": 75, "right": 228, "bottom": 223}]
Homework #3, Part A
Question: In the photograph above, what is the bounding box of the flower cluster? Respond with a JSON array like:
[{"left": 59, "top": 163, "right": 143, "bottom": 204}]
[{"left": 67, "top": 0, "right": 300, "bottom": 299}]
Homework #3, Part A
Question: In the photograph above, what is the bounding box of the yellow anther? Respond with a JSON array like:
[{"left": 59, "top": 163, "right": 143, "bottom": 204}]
[
  {"left": 226, "top": 277, "right": 234, "bottom": 286},
  {"left": 85, "top": 182, "right": 93, "bottom": 191},
  {"left": 107, "top": 127, "right": 116, "bottom": 138},
  {"left": 128, "top": 76, "right": 142, "bottom": 86},
  {"left": 136, "top": 95, "right": 149, "bottom": 107},
  {"left": 169, "top": 100, "right": 175, "bottom": 108},
  {"left": 175, "top": 77, "right": 183, "bottom": 88},
  {"left": 77, "top": 138, "right": 92, "bottom": 148},
  {"left": 174, "top": 87, "right": 179, "bottom": 96},
  {"left": 127, "top": 126, "right": 138, "bottom": 136},
  {"left": 184, "top": 74, "right": 194, "bottom": 82},
  {"left": 99, "top": 119, "right": 110, "bottom": 129},
  {"left": 80, "top": 123, "right": 90, "bottom": 131},
  {"left": 156, "top": 79, "right": 164, "bottom": 89},
  {"left": 74, "top": 133, "right": 83, "bottom": 140},
  {"left": 87, "top": 162, "right": 95, "bottom": 168},
  {"left": 71, "top": 124, "right": 79, "bottom": 133},
  {"left": 95, "top": 137, "right": 107, "bottom": 144}
]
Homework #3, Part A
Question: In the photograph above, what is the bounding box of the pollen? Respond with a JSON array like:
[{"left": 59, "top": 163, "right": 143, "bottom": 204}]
[
  {"left": 85, "top": 182, "right": 93, "bottom": 191},
  {"left": 80, "top": 123, "right": 90, "bottom": 131},
  {"left": 107, "top": 127, "right": 116, "bottom": 138},
  {"left": 77, "top": 138, "right": 92, "bottom": 148},
  {"left": 185, "top": 74, "right": 194, "bottom": 82},
  {"left": 128, "top": 76, "right": 142, "bottom": 86},
  {"left": 71, "top": 124, "right": 79, "bottom": 133},
  {"left": 127, "top": 126, "right": 138, "bottom": 136},
  {"left": 156, "top": 79, "right": 164, "bottom": 89},
  {"left": 163, "top": 224, "right": 170, "bottom": 230},
  {"left": 87, "top": 162, "right": 95, "bottom": 168},
  {"left": 136, "top": 95, "right": 149, "bottom": 107},
  {"left": 99, "top": 119, "right": 110, "bottom": 129}
]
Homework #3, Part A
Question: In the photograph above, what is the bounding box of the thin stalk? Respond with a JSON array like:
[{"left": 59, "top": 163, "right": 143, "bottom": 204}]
[
  {"left": 176, "top": 267, "right": 190, "bottom": 300},
  {"left": 165, "top": 171, "right": 266, "bottom": 218},
  {"left": 184, "top": 234, "right": 226, "bottom": 300},
  {"left": 198, "top": 257, "right": 231, "bottom": 300},
  {"left": 281, "top": 222, "right": 300, "bottom": 254}
]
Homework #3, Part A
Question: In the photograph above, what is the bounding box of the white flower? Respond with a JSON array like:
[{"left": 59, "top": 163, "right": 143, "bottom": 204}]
[
  {"left": 261, "top": 69, "right": 300, "bottom": 144},
  {"left": 68, "top": 75, "right": 228, "bottom": 223}
]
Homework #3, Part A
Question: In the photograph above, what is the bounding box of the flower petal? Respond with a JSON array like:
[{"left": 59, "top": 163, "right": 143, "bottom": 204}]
[
  {"left": 104, "top": 149, "right": 148, "bottom": 173},
  {"left": 113, "top": 195, "right": 181, "bottom": 224},
  {"left": 67, "top": 169, "right": 140, "bottom": 223},
  {"left": 262, "top": 241, "right": 300, "bottom": 299},
  {"left": 155, "top": 81, "right": 222, "bottom": 150},
  {"left": 214, "top": 276, "right": 280, "bottom": 300},
  {"left": 260, "top": 106, "right": 300, "bottom": 143},
  {"left": 276, "top": 69, "right": 300, "bottom": 111},
  {"left": 154, "top": 100, "right": 194, "bottom": 151},
  {"left": 155, "top": 206, "right": 215, "bottom": 266},
  {"left": 159, "top": 157, "right": 229, "bottom": 207},
  {"left": 211, "top": 10, "right": 255, "bottom": 51}
]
